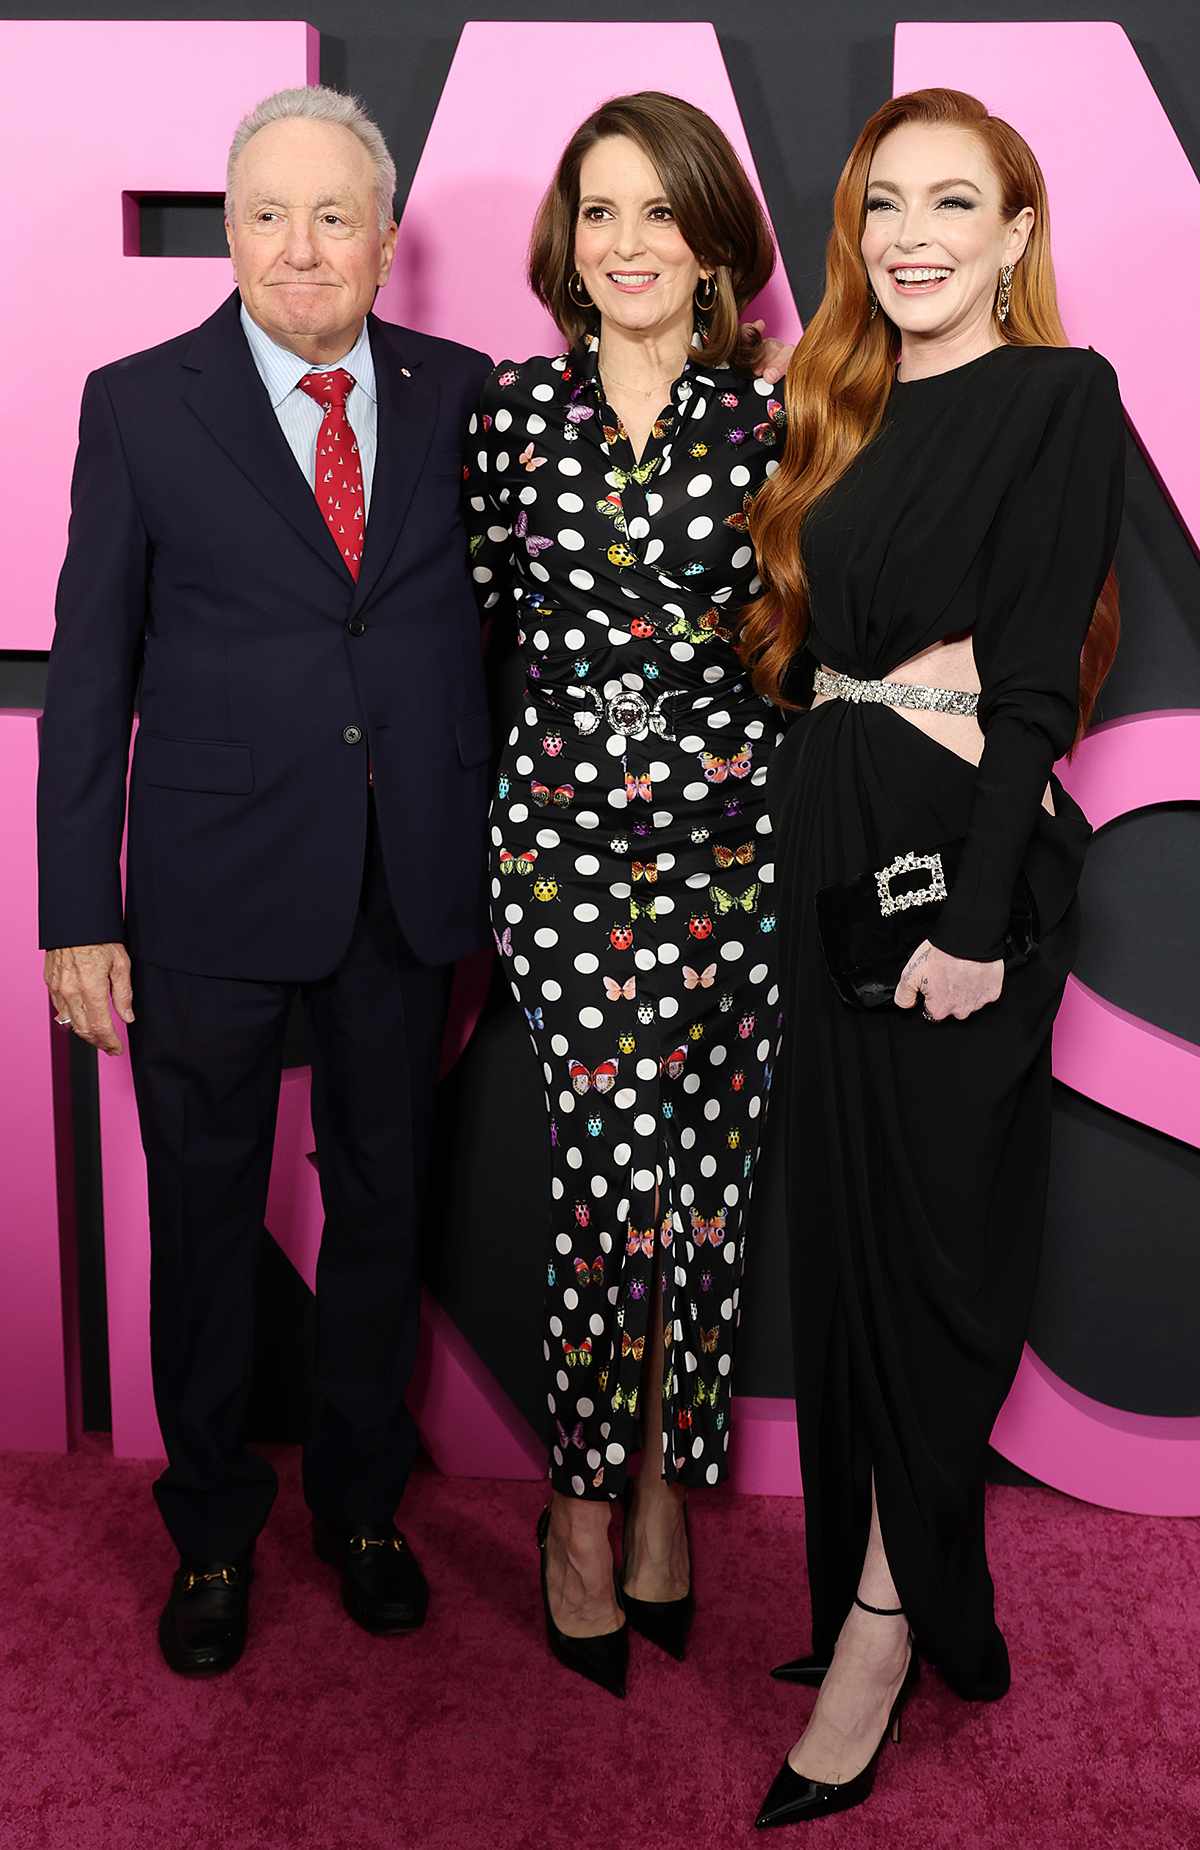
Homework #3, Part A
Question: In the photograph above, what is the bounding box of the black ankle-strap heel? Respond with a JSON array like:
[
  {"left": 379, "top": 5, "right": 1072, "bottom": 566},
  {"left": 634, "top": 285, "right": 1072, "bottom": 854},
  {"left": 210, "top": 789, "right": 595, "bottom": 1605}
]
[{"left": 755, "top": 1597, "right": 918, "bottom": 1828}]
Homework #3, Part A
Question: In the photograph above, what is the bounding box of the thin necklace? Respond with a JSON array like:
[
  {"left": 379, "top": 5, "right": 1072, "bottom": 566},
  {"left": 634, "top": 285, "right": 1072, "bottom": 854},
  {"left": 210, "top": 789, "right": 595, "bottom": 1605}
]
[{"left": 599, "top": 350, "right": 690, "bottom": 396}]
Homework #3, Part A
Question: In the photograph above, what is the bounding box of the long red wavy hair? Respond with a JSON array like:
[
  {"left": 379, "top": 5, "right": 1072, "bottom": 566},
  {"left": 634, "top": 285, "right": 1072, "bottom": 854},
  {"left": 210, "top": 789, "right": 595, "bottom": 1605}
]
[{"left": 739, "top": 88, "right": 1119, "bottom": 734}]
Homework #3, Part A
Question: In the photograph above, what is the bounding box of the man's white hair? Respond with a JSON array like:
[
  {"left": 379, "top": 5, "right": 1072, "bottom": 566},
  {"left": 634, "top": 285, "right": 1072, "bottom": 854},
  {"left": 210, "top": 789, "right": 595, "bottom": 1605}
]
[{"left": 225, "top": 84, "right": 397, "bottom": 231}]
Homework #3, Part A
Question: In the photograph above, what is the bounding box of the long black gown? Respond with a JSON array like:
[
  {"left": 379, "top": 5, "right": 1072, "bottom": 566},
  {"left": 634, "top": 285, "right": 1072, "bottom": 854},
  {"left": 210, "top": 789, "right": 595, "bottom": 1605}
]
[{"left": 769, "top": 345, "right": 1124, "bottom": 1696}]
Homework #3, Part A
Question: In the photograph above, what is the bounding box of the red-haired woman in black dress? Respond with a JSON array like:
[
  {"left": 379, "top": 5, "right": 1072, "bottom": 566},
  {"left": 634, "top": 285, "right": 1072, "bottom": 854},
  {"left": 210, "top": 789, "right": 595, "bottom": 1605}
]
[{"left": 742, "top": 89, "right": 1124, "bottom": 1827}]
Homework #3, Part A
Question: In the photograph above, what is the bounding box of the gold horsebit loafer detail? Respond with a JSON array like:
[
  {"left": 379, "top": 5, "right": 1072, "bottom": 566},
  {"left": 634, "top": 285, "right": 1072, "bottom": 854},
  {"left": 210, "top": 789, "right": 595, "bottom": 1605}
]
[{"left": 181, "top": 1565, "right": 241, "bottom": 1593}]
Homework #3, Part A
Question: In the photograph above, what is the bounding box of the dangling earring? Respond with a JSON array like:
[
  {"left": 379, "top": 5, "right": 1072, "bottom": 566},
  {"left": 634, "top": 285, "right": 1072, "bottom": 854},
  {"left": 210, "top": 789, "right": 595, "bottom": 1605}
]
[
  {"left": 694, "top": 273, "right": 718, "bottom": 312},
  {"left": 568, "top": 270, "right": 594, "bottom": 310},
  {"left": 997, "top": 262, "right": 1014, "bottom": 323},
  {"left": 868, "top": 288, "right": 879, "bottom": 320}
]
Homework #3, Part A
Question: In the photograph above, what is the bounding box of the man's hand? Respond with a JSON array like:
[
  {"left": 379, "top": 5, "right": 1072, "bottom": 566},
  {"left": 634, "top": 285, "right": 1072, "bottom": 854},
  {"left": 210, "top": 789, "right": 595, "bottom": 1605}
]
[
  {"left": 894, "top": 939, "right": 1003, "bottom": 1023},
  {"left": 44, "top": 944, "right": 134, "bottom": 1056},
  {"left": 743, "top": 318, "right": 795, "bottom": 386}
]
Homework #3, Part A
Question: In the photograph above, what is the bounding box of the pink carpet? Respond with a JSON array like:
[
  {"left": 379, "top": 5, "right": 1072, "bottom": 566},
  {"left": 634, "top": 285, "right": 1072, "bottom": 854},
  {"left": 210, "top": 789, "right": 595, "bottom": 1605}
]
[{"left": 1, "top": 1440, "right": 1197, "bottom": 1850}]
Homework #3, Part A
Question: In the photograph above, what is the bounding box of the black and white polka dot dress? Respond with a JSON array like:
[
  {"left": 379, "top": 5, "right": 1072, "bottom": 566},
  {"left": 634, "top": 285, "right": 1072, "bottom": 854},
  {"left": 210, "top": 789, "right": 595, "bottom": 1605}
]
[{"left": 466, "top": 335, "right": 785, "bottom": 1499}]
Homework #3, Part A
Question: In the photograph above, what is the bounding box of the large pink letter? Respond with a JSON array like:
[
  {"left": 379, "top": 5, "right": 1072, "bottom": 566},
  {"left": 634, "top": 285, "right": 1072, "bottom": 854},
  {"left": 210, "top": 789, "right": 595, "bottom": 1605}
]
[
  {"left": 895, "top": 22, "right": 1199, "bottom": 543},
  {"left": 0, "top": 21, "right": 316, "bottom": 1451},
  {"left": 379, "top": 20, "right": 800, "bottom": 358},
  {"left": 0, "top": 712, "right": 72, "bottom": 1451},
  {"left": 0, "top": 21, "right": 318, "bottom": 649}
]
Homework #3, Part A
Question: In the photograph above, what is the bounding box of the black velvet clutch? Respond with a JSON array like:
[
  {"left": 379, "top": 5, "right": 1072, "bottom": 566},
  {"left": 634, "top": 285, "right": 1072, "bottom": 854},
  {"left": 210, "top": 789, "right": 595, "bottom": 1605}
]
[{"left": 815, "top": 838, "right": 1039, "bottom": 1010}]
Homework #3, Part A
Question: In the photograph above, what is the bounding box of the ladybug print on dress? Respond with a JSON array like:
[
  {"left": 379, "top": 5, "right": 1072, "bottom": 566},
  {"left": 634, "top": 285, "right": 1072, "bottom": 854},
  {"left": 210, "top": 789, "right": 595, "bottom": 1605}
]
[{"left": 469, "top": 332, "right": 786, "bottom": 1501}]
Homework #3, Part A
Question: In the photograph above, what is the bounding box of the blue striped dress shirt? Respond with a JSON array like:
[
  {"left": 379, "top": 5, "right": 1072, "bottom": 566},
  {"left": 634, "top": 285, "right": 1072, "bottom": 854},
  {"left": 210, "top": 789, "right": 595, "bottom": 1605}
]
[{"left": 239, "top": 305, "right": 378, "bottom": 518}]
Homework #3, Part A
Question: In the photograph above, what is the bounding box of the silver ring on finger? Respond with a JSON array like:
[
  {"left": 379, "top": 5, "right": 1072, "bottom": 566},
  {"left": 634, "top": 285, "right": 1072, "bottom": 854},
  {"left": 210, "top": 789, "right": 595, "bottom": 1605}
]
[
  {"left": 921, "top": 1001, "right": 936, "bottom": 1022},
  {"left": 55, "top": 1014, "right": 73, "bottom": 1028}
]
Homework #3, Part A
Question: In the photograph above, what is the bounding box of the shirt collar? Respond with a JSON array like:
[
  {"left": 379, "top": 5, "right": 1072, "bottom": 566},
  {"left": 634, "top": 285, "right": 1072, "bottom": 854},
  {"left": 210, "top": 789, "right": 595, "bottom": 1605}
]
[{"left": 239, "top": 304, "right": 377, "bottom": 411}]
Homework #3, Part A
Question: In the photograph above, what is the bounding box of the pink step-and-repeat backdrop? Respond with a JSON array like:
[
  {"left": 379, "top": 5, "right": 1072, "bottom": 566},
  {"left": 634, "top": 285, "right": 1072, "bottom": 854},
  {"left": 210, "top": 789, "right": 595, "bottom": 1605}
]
[{"left": 1, "top": 18, "right": 1197, "bottom": 1513}]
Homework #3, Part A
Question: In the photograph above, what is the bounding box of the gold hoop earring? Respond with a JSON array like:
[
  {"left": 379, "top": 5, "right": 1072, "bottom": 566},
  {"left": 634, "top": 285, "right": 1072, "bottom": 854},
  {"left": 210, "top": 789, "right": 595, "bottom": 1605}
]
[
  {"left": 695, "top": 273, "right": 718, "bottom": 312},
  {"left": 568, "top": 270, "right": 594, "bottom": 310},
  {"left": 997, "top": 263, "right": 1014, "bottom": 323}
]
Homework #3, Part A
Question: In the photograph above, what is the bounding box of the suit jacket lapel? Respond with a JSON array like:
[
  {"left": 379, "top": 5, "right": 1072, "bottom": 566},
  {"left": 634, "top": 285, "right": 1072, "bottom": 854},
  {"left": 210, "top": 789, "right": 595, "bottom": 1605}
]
[
  {"left": 352, "top": 316, "right": 440, "bottom": 614},
  {"left": 180, "top": 292, "right": 350, "bottom": 583}
]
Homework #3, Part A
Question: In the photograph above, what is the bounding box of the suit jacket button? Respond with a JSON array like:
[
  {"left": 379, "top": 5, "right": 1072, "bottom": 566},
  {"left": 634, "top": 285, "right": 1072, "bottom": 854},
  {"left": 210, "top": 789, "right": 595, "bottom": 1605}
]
[
  {"left": 347, "top": 618, "right": 366, "bottom": 637},
  {"left": 343, "top": 724, "right": 363, "bottom": 746}
]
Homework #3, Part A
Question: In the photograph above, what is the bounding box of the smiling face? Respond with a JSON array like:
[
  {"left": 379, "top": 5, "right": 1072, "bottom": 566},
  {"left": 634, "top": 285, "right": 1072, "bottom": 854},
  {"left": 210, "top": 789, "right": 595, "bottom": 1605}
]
[
  {"left": 574, "top": 134, "right": 707, "bottom": 347},
  {"left": 226, "top": 116, "right": 396, "bottom": 364},
  {"left": 861, "top": 122, "right": 1032, "bottom": 350}
]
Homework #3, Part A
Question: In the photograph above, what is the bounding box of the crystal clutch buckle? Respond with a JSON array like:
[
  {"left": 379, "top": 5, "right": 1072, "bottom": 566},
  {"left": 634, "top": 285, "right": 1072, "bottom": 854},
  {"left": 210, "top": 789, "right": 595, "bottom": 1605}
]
[{"left": 875, "top": 849, "right": 947, "bottom": 918}]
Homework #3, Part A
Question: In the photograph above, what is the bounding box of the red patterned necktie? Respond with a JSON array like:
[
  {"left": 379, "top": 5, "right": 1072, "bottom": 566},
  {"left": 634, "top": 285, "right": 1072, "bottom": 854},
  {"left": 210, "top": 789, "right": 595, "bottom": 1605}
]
[{"left": 296, "top": 368, "right": 364, "bottom": 579}]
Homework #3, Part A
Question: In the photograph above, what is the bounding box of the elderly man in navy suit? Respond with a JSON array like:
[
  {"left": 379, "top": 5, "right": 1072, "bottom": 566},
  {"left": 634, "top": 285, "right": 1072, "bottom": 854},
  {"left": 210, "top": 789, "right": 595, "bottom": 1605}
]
[{"left": 38, "top": 86, "right": 493, "bottom": 1675}]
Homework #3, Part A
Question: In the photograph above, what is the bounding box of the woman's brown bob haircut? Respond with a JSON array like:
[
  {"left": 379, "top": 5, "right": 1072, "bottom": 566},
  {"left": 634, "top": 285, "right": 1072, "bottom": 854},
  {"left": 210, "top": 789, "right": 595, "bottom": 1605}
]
[{"left": 528, "top": 91, "right": 776, "bottom": 369}]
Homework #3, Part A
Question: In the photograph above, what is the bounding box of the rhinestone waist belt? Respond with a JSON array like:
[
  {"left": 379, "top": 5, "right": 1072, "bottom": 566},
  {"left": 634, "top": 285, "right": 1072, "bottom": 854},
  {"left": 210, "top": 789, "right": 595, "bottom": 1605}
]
[{"left": 813, "top": 667, "right": 979, "bottom": 718}]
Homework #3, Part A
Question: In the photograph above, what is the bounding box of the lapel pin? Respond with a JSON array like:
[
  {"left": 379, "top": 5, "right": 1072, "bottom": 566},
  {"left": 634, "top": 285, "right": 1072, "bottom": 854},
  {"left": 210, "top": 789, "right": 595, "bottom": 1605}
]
[{"left": 401, "top": 367, "right": 411, "bottom": 378}]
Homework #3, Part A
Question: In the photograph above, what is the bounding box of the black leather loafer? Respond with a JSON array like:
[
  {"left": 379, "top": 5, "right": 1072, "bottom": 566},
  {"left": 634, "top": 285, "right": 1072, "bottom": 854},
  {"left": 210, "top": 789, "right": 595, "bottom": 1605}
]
[
  {"left": 313, "top": 1521, "right": 429, "bottom": 1635},
  {"left": 158, "top": 1555, "right": 252, "bottom": 1676}
]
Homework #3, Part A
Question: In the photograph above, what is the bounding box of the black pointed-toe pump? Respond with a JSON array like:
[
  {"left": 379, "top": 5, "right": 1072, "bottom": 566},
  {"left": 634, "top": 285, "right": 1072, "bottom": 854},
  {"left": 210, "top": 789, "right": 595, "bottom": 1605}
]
[
  {"left": 619, "top": 1481, "right": 694, "bottom": 1662},
  {"left": 536, "top": 1505, "right": 628, "bottom": 1699},
  {"left": 755, "top": 1598, "right": 919, "bottom": 1830}
]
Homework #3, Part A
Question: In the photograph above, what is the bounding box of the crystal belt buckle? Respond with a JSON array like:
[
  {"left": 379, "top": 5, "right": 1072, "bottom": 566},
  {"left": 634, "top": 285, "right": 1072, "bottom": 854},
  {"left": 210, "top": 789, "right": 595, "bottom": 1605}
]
[
  {"left": 875, "top": 850, "right": 947, "bottom": 918},
  {"left": 605, "top": 690, "right": 650, "bottom": 738}
]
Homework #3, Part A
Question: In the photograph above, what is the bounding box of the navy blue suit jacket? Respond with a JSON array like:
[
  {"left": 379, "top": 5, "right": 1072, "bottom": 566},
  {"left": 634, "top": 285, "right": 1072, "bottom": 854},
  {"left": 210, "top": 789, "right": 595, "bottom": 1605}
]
[{"left": 38, "top": 291, "right": 494, "bottom": 979}]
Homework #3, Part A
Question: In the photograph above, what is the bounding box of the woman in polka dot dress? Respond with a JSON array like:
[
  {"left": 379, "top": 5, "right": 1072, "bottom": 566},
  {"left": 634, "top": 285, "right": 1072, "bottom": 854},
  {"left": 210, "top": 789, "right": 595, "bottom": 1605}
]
[{"left": 467, "top": 93, "right": 790, "bottom": 1694}]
